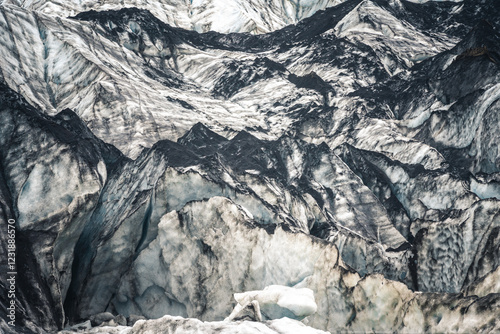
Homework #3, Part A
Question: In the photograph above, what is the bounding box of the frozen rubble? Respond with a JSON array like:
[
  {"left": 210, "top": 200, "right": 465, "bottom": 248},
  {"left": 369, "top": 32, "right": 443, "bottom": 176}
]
[{"left": 59, "top": 316, "right": 332, "bottom": 334}]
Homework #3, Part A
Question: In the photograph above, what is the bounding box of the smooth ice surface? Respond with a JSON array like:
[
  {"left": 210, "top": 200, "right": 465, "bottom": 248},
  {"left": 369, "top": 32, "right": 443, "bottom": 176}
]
[{"left": 228, "top": 285, "right": 318, "bottom": 320}]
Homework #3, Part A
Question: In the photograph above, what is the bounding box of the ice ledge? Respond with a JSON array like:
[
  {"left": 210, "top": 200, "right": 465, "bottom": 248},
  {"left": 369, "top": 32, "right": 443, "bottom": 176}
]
[{"left": 226, "top": 285, "right": 318, "bottom": 321}]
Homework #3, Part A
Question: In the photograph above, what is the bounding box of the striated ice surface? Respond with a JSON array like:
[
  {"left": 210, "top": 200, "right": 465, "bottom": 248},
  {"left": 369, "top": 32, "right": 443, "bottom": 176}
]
[
  {"left": 332, "top": 0, "right": 457, "bottom": 74},
  {"left": 2, "top": 0, "right": 346, "bottom": 34},
  {"left": 1, "top": 0, "right": 500, "bottom": 333},
  {"left": 58, "top": 315, "right": 332, "bottom": 334}
]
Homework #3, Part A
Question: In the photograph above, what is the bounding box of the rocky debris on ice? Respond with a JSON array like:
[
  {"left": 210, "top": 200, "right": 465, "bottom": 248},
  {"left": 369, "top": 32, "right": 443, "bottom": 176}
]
[
  {"left": 227, "top": 300, "right": 263, "bottom": 322},
  {"left": 131, "top": 316, "right": 332, "bottom": 334},
  {"left": 63, "top": 321, "right": 92, "bottom": 332},
  {"left": 59, "top": 285, "right": 324, "bottom": 333},
  {"left": 89, "top": 312, "right": 117, "bottom": 327},
  {"left": 126, "top": 315, "right": 146, "bottom": 327},
  {"left": 60, "top": 313, "right": 143, "bottom": 333}
]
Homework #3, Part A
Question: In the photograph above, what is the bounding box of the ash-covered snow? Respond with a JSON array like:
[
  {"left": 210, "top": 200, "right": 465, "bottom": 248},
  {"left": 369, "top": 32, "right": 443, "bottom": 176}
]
[{"left": 1, "top": 0, "right": 500, "bottom": 333}]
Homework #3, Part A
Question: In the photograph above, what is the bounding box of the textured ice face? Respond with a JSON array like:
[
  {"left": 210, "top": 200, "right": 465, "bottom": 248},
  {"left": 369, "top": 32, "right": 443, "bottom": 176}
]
[
  {"left": 62, "top": 122, "right": 426, "bottom": 325},
  {"left": 0, "top": 85, "right": 112, "bottom": 332},
  {"left": 0, "top": 0, "right": 461, "bottom": 159},
  {"left": 84, "top": 196, "right": 499, "bottom": 333},
  {"left": 1, "top": 81, "right": 500, "bottom": 334},
  {"left": 106, "top": 196, "right": 343, "bottom": 323},
  {"left": 3, "top": 0, "right": 344, "bottom": 34},
  {"left": 1, "top": 0, "right": 500, "bottom": 333},
  {"left": 332, "top": 0, "right": 458, "bottom": 74}
]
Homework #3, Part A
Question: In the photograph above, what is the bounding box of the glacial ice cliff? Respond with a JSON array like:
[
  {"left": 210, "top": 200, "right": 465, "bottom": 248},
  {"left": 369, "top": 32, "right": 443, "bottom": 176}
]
[{"left": 1, "top": 0, "right": 499, "bottom": 333}]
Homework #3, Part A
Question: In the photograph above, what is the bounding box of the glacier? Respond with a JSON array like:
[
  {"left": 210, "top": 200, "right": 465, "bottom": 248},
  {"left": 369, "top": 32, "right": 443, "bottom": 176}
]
[{"left": 1, "top": 0, "right": 500, "bottom": 333}]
